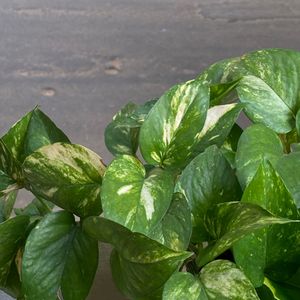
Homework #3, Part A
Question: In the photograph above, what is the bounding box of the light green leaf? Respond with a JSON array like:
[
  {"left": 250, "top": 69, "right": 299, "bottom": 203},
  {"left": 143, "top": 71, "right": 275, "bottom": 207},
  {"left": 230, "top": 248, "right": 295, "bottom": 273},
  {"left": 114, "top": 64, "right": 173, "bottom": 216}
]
[
  {"left": 0, "top": 171, "right": 16, "bottom": 197},
  {"left": 83, "top": 216, "right": 191, "bottom": 299},
  {"left": 1, "top": 107, "right": 70, "bottom": 163},
  {"left": 22, "top": 211, "right": 98, "bottom": 300},
  {"left": 148, "top": 192, "right": 192, "bottom": 251},
  {"left": 0, "top": 216, "right": 29, "bottom": 287},
  {"left": 176, "top": 145, "right": 241, "bottom": 242},
  {"left": 139, "top": 79, "right": 209, "bottom": 169},
  {"left": 233, "top": 161, "right": 300, "bottom": 286},
  {"left": 236, "top": 124, "right": 284, "bottom": 188},
  {"left": 196, "top": 202, "right": 296, "bottom": 267},
  {"left": 296, "top": 110, "right": 300, "bottom": 137},
  {"left": 275, "top": 152, "right": 300, "bottom": 208},
  {"left": 23, "top": 143, "right": 105, "bottom": 217},
  {"left": 101, "top": 155, "right": 174, "bottom": 235}
]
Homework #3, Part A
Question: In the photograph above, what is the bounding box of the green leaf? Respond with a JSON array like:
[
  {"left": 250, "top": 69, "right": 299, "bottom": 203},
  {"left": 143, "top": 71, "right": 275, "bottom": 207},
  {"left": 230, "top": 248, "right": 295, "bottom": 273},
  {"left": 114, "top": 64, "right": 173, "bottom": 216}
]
[
  {"left": 275, "top": 152, "right": 300, "bottom": 208},
  {"left": 176, "top": 145, "right": 241, "bottom": 242},
  {"left": 139, "top": 79, "right": 209, "bottom": 169},
  {"left": 236, "top": 124, "right": 284, "bottom": 188},
  {"left": 296, "top": 110, "right": 300, "bottom": 137},
  {"left": 101, "top": 155, "right": 174, "bottom": 235},
  {"left": 257, "top": 277, "right": 300, "bottom": 300},
  {"left": 196, "top": 202, "right": 296, "bottom": 267},
  {"left": 0, "top": 191, "right": 18, "bottom": 223},
  {"left": 163, "top": 260, "right": 259, "bottom": 300},
  {"left": 105, "top": 102, "right": 139, "bottom": 156},
  {"left": 83, "top": 216, "right": 191, "bottom": 299},
  {"left": 233, "top": 161, "right": 300, "bottom": 286},
  {"left": 14, "top": 197, "right": 54, "bottom": 217},
  {"left": 22, "top": 211, "right": 98, "bottom": 300},
  {"left": 0, "top": 171, "right": 16, "bottom": 197},
  {"left": 23, "top": 143, "right": 105, "bottom": 217},
  {"left": 191, "top": 103, "right": 243, "bottom": 156},
  {"left": 0, "top": 216, "right": 29, "bottom": 287},
  {"left": 148, "top": 193, "right": 192, "bottom": 251},
  {"left": 1, "top": 107, "right": 70, "bottom": 163}
]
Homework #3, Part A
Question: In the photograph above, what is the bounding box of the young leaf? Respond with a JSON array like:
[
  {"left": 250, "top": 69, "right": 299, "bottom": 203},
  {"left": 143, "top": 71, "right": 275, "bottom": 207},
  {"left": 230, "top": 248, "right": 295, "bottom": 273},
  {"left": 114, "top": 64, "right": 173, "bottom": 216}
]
[
  {"left": 163, "top": 260, "right": 259, "bottom": 300},
  {"left": 23, "top": 143, "right": 105, "bottom": 217},
  {"left": 1, "top": 107, "right": 70, "bottom": 163},
  {"left": 275, "top": 152, "right": 300, "bottom": 208},
  {"left": 139, "top": 79, "right": 209, "bottom": 169},
  {"left": 236, "top": 124, "right": 284, "bottom": 188},
  {"left": 0, "top": 216, "right": 29, "bottom": 287},
  {"left": 101, "top": 155, "right": 174, "bottom": 235},
  {"left": 233, "top": 161, "right": 300, "bottom": 286},
  {"left": 83, "top": 216, "right": 191, "bottom": 299},
  {"left": 22, "top": 211, "right": 98, "bottom": 300},
  {"left": 176, "top": 145, "right": 241, "bottom": 242},
  {"left": 196, "top": 202, "right": 296, "bottom": 267},
  {"left": 148, "top": 192, "right": 192, "bottom": 251}
]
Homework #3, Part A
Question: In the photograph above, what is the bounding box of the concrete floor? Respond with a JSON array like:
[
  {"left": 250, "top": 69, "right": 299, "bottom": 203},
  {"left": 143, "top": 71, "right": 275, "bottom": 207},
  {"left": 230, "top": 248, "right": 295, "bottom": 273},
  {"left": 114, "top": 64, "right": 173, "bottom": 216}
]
[{"left": 0, "top": 0, "right": 300, "bottom": 299}]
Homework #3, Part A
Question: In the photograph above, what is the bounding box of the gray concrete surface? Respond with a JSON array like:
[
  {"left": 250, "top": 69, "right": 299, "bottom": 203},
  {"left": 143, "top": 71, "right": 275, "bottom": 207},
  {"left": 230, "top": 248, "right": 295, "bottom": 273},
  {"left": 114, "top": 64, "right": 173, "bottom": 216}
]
[{"left": 0, "top": 0, "right": 300, "bottom": 299}]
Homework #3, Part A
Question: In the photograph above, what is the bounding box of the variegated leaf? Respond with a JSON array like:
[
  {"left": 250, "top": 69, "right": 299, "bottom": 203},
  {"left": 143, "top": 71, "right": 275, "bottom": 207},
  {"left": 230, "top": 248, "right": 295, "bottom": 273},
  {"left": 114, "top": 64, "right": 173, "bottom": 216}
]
[
  {"left": 233, "top": 161, "right": 300, "bottom": 286},
  {"left": 83, "top": 216, "right": 191, "bottom": 299},
  {"left": 2, "top": 107, "right": 70, "bottom": 163},
  {"left": 176, "top": 145, "right": 241, "bottom": 242},
  {"left": 0, "top": 191, "right": 17, "bottom": 223},
  {"left": 163, "top": 260, "right": 259, "bottom": 300},
  {"left": 139, "top": 79, "right": 209, "bottom": 169},
  {"left": 14, "top": 197, "right": 54, "bottom": 217},
  {"left": 101, "top": 155, "right": 174, "bottom": 235},
  {"left": 22, "top": 211, "right": 98, "bottom": 300},
  {"left": 23, "top": 143, "right": 105, "bottom": 217},
  {"left": 148, "top": 193, "right": 192, "bottom": 251},
  {"left": 196, "top": 202, "right": 297, "bottom": 267},
  {"left": 236, "top": 124, "right": 284, "bottom": 188},
  {"left": 275, "top": 152, "right": 300, "bottom": 208},
  {"left": 0, "top": 216, "right": 29, "bottom": 287}
]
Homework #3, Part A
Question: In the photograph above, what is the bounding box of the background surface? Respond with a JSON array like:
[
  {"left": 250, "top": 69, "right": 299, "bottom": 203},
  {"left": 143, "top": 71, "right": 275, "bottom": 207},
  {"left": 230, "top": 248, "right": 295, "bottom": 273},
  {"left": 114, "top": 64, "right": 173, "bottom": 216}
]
[{"left": 0, "top": 1, "right": 300, "bottom": 299}]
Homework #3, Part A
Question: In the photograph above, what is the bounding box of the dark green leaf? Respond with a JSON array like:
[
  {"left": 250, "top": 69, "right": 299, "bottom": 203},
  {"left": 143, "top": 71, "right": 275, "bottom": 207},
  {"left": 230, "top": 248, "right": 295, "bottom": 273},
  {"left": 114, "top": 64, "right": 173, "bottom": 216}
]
[
  {"left": 23, "top": 143, "right": 105, "bottom": 217},
  {"left": 0, "top": 191, "right": 18, "bottom": 223},
  {"left": 236, "top": 124, "right": 284, "bottom": 188},
  {"left": 14, "top": 197, "right": 54, "bottom": 217},
  {"left": 0, "top": 216, "right": 29, "bottom": 287},
  {"left": 233, "top": 161, "right": 300, "bottom": 286},
  {"left": 275, "top": 152, "right": 300, "bottom": 208},
  {"left": 22, "top": 211, "right": 98, "bottom": 300},
  {"left": 101, "top": 155, "right": 174, "bottom": 235},
  {"left": 139, "top": 79, "right": 209, "bottom": 169},
  {"left": 196, "top": 202, "right": 296, "bottom": 267},
  {"left": 176, "top": 145, "right": 241, "bottom": 242},
  {"left": 148, "top": 193, "right": 192, "bottom": 251},
  {"left": 2, "top": 107, "right": 70, "bottom": 163},
  {"left": 83, "top": 216, "right": 191, "bottom": 299}
]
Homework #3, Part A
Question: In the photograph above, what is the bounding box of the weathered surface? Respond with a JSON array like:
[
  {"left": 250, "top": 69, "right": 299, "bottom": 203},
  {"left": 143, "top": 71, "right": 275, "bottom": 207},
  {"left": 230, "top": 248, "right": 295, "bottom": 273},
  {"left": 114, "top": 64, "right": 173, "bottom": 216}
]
[{"left": 0, "top": 0, "right": 300, "bottom": 299}]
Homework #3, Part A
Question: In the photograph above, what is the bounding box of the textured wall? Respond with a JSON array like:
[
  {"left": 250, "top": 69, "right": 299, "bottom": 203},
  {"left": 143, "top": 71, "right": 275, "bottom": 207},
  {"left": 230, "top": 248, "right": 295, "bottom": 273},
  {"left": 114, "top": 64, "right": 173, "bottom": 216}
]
[{"left": 0, "top": 1, "right": 300, "bottom": 299}]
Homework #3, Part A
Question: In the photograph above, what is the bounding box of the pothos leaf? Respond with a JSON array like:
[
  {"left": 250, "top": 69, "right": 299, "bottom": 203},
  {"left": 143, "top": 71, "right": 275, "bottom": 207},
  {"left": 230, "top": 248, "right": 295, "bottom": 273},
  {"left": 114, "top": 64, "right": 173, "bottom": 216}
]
[
  {"left": 14, "top": 197, "right": 54, "bottom": 217},
  {"left": 139, "top": 79, "right": 209, "bottom": 169},
  {"left": 0, "top": 191, "right": 18, "bottom": 223},
  {"left": 23, "top": 143, "right": 105, "bottom": 217},
  {"left": 209, "top": 80, "right": 240, "bottom": 106},
  {"left": 196, "top": 202, "right": 297, "bottom": 267},
  {"left": 296, "top": 110, "right": 300, "bottom": 137},
  {"left": 236, "top": 124, "right": 284, "bottom": 188},
  {"left": 163, "top": 260, "right": 259, "bottom": 300},
  {"left": 233, "top": 161, "right": 300, "bottom": 286},
  {"left": 176, "top": 145, "right": 241, "bottom": 242},
  {"left": 22, "top": 211, "right": 98, "bottom": 300},
  {"left": 83, "top": 216, "right": 191, "bottom": 299},
  {"left": 101, "top": 155, "right": 174, "bottom": 235}
]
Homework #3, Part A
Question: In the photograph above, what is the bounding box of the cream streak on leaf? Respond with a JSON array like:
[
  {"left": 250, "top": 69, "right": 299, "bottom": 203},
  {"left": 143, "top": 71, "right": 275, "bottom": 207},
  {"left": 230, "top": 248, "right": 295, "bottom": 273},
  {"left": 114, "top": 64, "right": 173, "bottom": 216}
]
[{"left": 141, "top": 182, "right": 155, "bottom": 221}]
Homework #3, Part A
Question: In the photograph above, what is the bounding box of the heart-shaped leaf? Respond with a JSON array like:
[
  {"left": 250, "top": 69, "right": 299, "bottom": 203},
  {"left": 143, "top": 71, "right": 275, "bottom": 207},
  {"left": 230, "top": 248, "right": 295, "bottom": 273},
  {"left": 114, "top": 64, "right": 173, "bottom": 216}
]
[
  {"left": 275, "top": 152, "right": 300, "bottom": 208},
  {"left": 101, "top": 155, "right": 174, "bottom": 235},
  {"left": 139, "top": 79, "right": 209, "bottom": 169},
  {"left": 196, "top": 202, "right": 296, "bottom": 267},
  {"left": 236, "top": 124, "right": 284, "bottom": 188},
  {"left": 22, "top": 211, "right": 98, "bottom": 300},
  {"left": 23, "top": 143, "right": 105, "bottom": 217},
  {"left": 176, "top": 145, "right": 241, "bottom": 242},
  {"left": 233, "top": 161, "right": 300, "bottom": 286},
  {"left": 0, "top": 216, "right": 29, "bottom": 287},
  {"left": 83, "top": 216, "right": 191, "bottom": 299},
  {"left": 148, "top": 192, "right": 192, "bottom": 251},
  {"left": 163, "top": 260, "right": 259, "bottom": 300}
]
